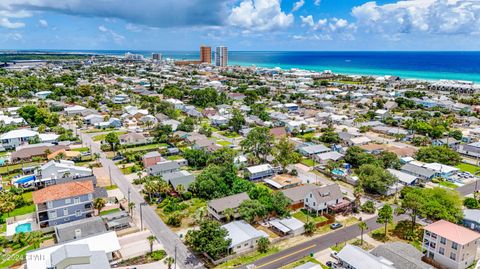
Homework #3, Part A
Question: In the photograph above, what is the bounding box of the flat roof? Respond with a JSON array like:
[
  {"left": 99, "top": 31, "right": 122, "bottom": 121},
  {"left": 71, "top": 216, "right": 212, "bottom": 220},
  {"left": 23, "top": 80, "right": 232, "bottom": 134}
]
[{"left": 424, "top": 220, "right": 480, "bottom": 245}]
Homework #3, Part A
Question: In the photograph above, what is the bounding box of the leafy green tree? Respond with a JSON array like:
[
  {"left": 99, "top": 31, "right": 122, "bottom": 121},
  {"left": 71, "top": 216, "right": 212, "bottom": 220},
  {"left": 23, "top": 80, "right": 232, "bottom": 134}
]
[
  {"left": 223, "top": 208, "right": 235, "bottom": 222},
  {"left": 415, "top": 146, "right": 462, "bottom": 165},
  {"left": 229, "top": 109, "right": 245, "bottom": 133},
  {"left": 189, "top": 165, "right": 238, "bottom": 199},
  {"left": 104, "top": 132, "right": 120, "bottom": 152},
  {"left": 464, "top": 197, "right": 480, "bottom": 209},
  {"left": 238, "top": 200, "right": 267, "bottom": 223},
  {"left": 304, "top": 221, "right": 316, "bottom": 236},
  {"left": 273, "top": 137, "right": 300, "bottom": 173},
  {"left": 185, "top": 220, "right": 231, "bottom": 260},
  {"left": 361, "top": 201, "right": 376, "bottom": 214},
  {"left": 319, "top": 127, "right": 341, "bottom": 144},
  {"left": 449, "top": 130, "right": 463, "bottom": 141},
  {"left": 358, "top": 164, "right": 397, "bottom": 194},
  {"left": 177, "top": 116, "right": 195, "bottom": 132},
  {"left": 240, "top": 127, "right": 274, "bottom": 164},
  {"left": 257, "top": 237, "right": 270, "bottom": 253},
  {"left": 401, "top": 188, "right": 424, "bottom": 233},
  {"left": 184, "top": 149, "right": 210, "bottom": 169},
  {"left": 93, "top": 198, "right": 106, "bottom": 215},
  {"left": 151, "top": 124, "right": 173, "bottom": 143},
  {"left": 378, "top": 151, "right": 401, "bottom": 169},
  {"left": 344, "top": 146, "right": 379, "bottom": 168},
  {"left": 377, "top": 205, "right": 393, "bottom": 237}
]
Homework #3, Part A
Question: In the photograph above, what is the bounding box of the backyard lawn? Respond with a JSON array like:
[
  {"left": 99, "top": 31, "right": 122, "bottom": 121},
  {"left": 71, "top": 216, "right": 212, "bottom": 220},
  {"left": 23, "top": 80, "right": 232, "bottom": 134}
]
[
  {"left": 84, "top": 128, "right": 116, "bottom": 133},
  {"left": 301, "top": 159, "right": 315, "bottom": 167},
  {"left": 292, "top": 209, "right": 328, "bottom": 223},
  {"left": 456, "top": 163, "right": 479, "bottom": 174},
  {"left": 71, "top": 147, "right": 90, "bottom": 152},
  {"left": 100, "top": 208, "right": 121, "bottom": 216},
  {"left": 217, "top": 140, "right": 232, "bottom": 147},
  {"left": 220, "top": 131, "right": 240, "bottom": 138},
  {"left": 0, "top": 204, "right": 35, "bottom": 222},
  {"left": 92, "top": 131, "right": 127, "bottom": 141},
  {"left": 0, "top": 162, "right": 40, "bottom": 175},
  {"left": 215, "top": 247, "right": 280, "bottom": 269},
  {"left": 166, "top": 155, "right": 184, "bottom": 160},
  {"left": 121, "top": 143, "right": 169, "bottom": 153},
  {"left": 438, "top": 180, "right": 458, "bottom": 189}
]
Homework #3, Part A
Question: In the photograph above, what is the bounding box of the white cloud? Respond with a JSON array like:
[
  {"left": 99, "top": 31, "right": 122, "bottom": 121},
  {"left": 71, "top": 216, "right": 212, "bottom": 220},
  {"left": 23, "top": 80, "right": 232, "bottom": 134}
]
[
  {"left": 352, "top": 0, "right": 480, "bottom": 35},
  {"left": 7, "top": 32, "right": 23, "bottom": 40},
  {"left": 292, "top": 0, "right": 305, "bottom": 12},
  {"left": 98, "top": 25, "right": 125, "bottom": 44},
  {"left": 126, "top": 23, "right": 142, "bottom": 32},
  {"left": 300, "top": 15, "right": 314, "bottom": 27},
  {"left": 293, "top": 33, "right": 332, "bottom": 40},
  {"left": 38, "top": 19, "right": 48, "bottom": 27},
  {"left": 0, "top": 0, "right": 228, "bottom": 28},
  {"left": 314, "top": 0, "right": 321, "bottom": 6},
  {"left": 0, "top": 18, "right": 24, "bottom": 29},
  {"left": 228, "top": 0, "right": 294, "bottom": 31}
]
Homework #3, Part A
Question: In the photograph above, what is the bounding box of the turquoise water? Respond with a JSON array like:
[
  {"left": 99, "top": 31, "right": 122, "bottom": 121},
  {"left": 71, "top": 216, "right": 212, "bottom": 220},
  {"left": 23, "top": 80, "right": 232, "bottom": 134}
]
[
  {"left": 15, "top": 223, "right": 32, "bottom": 233},
  {"left": 11, "top": 50, "right": 480, "bottom": 82},
  {"left": 332, "top": 169, "right": 345, "bottom": 176}
]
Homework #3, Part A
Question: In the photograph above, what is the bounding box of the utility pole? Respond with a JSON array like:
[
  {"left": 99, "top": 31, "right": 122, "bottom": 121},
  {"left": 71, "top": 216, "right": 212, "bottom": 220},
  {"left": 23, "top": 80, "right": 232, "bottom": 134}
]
[
  {"left": 127, "top": 187, "right": 131, "bottom": 205},
  {"left": 140, "top": 202, "right": 147, "bottom": 230},
  {"left": 108, "top": 165, "right": 112, "bottom": 187},
  {"left": 174, "top": 244, "right": 177, "bottom": 269}
]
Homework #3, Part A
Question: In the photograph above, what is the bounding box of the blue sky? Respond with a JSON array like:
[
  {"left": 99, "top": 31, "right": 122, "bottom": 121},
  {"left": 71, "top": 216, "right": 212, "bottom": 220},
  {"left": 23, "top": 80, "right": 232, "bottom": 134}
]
[{"left": 0, "top": 0, "right": 479, "bottom": 51}]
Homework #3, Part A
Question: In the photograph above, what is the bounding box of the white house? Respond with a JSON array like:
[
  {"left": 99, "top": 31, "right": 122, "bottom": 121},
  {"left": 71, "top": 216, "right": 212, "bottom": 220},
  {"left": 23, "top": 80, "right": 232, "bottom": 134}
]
[
  {"left": 64, "top": 105, "right": 87, "bottom": 116},
  {"left": 222, "top": 220, "right": 268, "bottom": 254},
  {"left": 40, "top": 160, "right": 93, "bottom": 180},
  {"left": 84, "top": 114, "right": 104, "bottom": 125},
  {"left": 304, "top": 184, "right": 343, "bottom": 214},
  {"left": 0, "top": 129, "right": 59, "bottom": 150},
  {"left": 245, "top": 164, "right": 275, "bottom": 181}
]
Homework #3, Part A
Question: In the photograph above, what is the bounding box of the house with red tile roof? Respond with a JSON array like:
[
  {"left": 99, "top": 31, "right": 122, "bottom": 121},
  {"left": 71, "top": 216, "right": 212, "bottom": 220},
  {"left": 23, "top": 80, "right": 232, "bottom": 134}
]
[
  {"left": 423, "top": 220, "right": 480, "bottom": 269},
  {"left": 32, "top": 181, "right": 95, "bottom": 228}
]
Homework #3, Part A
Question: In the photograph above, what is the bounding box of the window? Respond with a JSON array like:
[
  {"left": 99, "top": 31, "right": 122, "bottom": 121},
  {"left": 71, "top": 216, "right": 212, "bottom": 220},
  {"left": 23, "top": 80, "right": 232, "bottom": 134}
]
[
  {"left": 440, "top": 237, "right": 446, "bottom": 245},
  {"left": 237, "top": 245, "right": 241, "bottom": 249},
  {"left": 450, "top": 252, "right": 456, "bottom": 261},
  {"left": 49, "top": 211, "right": 57, "bottom": 218},
  {"left": 74, "top": 197, "right": 80, "bottom": 204},
  {"left": 75, "top": 210, "right": 81, "bottom": 217},
  {"left": 431, "top": 233, "right": 437, "bottom": 239},
  {"left": 426, "top": 231, "right": 431, "bottom": 236},
  {"left": 65, "top": 198, "right": 71, "bottom": 204},
  {"left": 63, "top": 208, "right": 68, "bottom": 216},
  {"left": 439, "top": 247, "right": 445, "bottom": 255},
  {"left": 244, "top": 243, "right": 248, "bottom": 246},
  {"left": 452, "top": 242, "right": 458, "bottom": 250},
  {"left": 313, "top": 202, "right": 316, "bottom": 206},
  {"left": 47, "top": 201, "right": 53, "bottom": 209},
  {"left": 88, "top": 194, "right": 93, "bottom": 200},
  {"left": 306, "top": 198, "right": 308, "bottom": 203}
]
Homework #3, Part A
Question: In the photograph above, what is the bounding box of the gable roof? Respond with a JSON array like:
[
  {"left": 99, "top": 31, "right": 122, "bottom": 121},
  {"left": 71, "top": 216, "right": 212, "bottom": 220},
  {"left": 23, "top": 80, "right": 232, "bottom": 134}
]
[
  {"left": 371, "top": 242, "right": 432, "bottom": 269},
  {"left": 310, "top": 184, "right": 343, "bottom": 204},
  {"left": 32, "top": 181, "right": 94, "bottom": 204},
  {"left": 281, "top": 184, "right": 319, "bottom": 203},
  {"left": 222, "top": 220, "right": 268, "bottom": 247},
  {"left": 208, "top": 192, "right": 250, "bottom": 212}
]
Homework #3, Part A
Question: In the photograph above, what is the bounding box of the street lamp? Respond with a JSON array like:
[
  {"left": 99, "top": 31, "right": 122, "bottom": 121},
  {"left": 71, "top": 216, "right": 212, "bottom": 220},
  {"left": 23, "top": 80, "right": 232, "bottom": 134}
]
[{"left": 140, "top": 202, "right": 147, "bottom": 230}]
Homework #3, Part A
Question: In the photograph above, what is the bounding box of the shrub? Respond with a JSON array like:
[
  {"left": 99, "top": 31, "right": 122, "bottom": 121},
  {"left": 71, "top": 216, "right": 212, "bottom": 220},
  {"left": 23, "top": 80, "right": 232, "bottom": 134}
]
[
  {"left": 464, "top": 197, "right": 480, "bottom": 209},
  {"left": 166, "top": 213, "right": 182, "bottom": 227},
  {"left": 150, "top": 250, "right": 167, "bottom": 261},
  {"left": 361, "top": 201, "right": 376, "bottom": 214}
]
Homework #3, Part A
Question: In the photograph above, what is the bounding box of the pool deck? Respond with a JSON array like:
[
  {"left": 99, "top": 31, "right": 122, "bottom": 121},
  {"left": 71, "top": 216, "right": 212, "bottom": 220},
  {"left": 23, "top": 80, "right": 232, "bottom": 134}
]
[{"left": 6, "top": 216, "right": 39, "bottom": 236}]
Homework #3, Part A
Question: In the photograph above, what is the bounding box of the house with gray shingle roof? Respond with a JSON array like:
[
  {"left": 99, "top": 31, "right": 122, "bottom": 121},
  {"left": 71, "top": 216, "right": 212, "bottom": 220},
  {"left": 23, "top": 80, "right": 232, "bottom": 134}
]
[
  {"left": 207, "top": 192, "right": 250, "bottom": 221},
  {"left": 304, "top": 184, "right": 343, "bottom": 214}
]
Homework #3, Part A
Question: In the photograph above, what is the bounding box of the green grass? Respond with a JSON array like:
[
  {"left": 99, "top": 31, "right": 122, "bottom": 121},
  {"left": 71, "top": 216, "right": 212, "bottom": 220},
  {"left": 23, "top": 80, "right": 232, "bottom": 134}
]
[
  {"left": 99, "top": 208, "right": 121, "bottom": 216},
  {"left": 92, "top": 131, "right": 127, "bottom": 141},
  {"left": 217, "top": 140, "right": 232, "bottom": 147},
  {"left": 438, "top": 180, "right": 458, "bottom": 189},
  {"left": 301, "top": 159, "right": 315, "bottom": 167},
  {"left": 292, "top": 209, "right": 328, "bottom": 223},
  {"left": 0, "top": 245, "right": 35, "bottom": 268},
  {"left": 456, "top": 163, "right": 480, "bottom": 174},
  {"left": 121, "top": 143, "right": 168, "bottom": 153},
  {"left": 0, "top": 162, "right": 40, "bottom": 175},
  {"left": 71, "top": 147, "right": 90, "bottom": 152},
  {"left": 0, "top": 204, "right": 35, "bottom": 222},
  {"left": 105, "top": 185, "right": 118, "bottom": 191},
  {"left": 216, "top": 247, "right": 280, "bottom": 269},
  {"left": 166, "top": 155, "right": 184, "bottom": 160},
  {"left": 279, "top": 257, "right": 321, "bottom": 269},
  {"left": 220, "top": 131, "right": 240, "bottom": 138},
  {"left": 296, "top": 133, "right": 315, "bottom": 140},
  {"left": 84, "top": 128, "right": 115, "bottom": 133}
]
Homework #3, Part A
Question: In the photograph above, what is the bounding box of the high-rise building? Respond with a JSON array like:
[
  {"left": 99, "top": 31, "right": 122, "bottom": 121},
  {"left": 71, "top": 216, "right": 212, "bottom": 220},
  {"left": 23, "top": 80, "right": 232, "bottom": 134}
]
[
  {"left": 152, "top": 53, "right": 162, "bottom": 61},
  {"left": 215, "top": 46, "right": 228, "bottom": 67},
  {"left": 200, "top": 46, "right": 211, "bottom": 64}
]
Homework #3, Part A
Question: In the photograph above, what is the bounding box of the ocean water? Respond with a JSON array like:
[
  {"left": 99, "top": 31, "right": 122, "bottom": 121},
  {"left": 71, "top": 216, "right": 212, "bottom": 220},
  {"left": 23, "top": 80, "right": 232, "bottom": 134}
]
[{"left": 20, "top": 50, "right": 480, "bottom": 82}]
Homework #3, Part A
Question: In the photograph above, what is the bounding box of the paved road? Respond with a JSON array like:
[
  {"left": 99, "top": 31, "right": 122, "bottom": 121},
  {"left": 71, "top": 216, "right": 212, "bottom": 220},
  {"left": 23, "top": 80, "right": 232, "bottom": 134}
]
[
  {"left": 77, "top": 128, "right": 205, "bottom": 269},
  {"left": 236, "top": 215, "right": 408, "bottom": 269},
  {"left": 457, "top": 180, "right": 480, "bottom": 196}
]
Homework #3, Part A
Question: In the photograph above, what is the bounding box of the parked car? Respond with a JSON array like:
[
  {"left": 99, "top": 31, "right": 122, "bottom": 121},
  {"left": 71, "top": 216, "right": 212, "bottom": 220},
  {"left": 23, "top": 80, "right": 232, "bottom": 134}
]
[
  {"left": 330, "top": 223, "right": 343, "bottom": 230},
  {"left": 326, "top": 261, "right": 333, "bottom": 267},
  {"left": 112, "top": 155, "right": 124, "bottom": 161}
]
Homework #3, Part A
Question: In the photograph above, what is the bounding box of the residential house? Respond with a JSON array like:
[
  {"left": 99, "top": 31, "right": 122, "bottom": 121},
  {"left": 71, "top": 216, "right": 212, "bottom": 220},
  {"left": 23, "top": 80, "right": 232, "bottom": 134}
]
[
  {"left": 210, "top": 115, "right": 229, "bottom": 126},
  {"left": 263, "top": 174, "right": 302, "bottom": 190},
  {"left": 162, "top": 170, "right": 195, "bottom": 190},
  {"left": 299, "top": 144, "right": 330, "bottom": 157},
  {"left": 387, "top": 168, "right": 419, "bottom": 186},
  {"left": 371, "top": 242, "right": 432, "bottom": 269},
  {"left": 40, "top": 160, "right": 93, "bottom": 181},
  {"left": 400, "top": 162, "right": 436, "bottom": 181},
  {"left": 423, "top": 220, "right": 480, "bottom": 269},
  {"left": 84, "top": 114, "right": 104, "bottom": 125},
  {"left": 0, "top": 129, "right": 59, "bottom": 150},
  {"left": 142, "top": 151, "right": 164, "bottom": 168},
  {"left": 281, "top": 184, "right": 319, "bottom": 210},
  {"left": 54, "top": 216, "right": 107, "bottom": 243},
  {"left": 268, "top": 217, "right": 305, "bottom": 236},
  {"left": 26, "top": 231, "right": 120, "bottom": 269},
  {"left": 32, "top": 181, "right": 95, "bottom": 228},
  {"left": 207, "top": 192, "right": 250, "bottom": 221},
  {"left": 95, "top": 118, "right": 122, "bottom": 129},
  {"left": 11, "top": 143, "right": 66, "bottom": 162},
  {"left": 336, "top": 244, "right": 395, "bottom": 269},
  {"left": 314, "top": 151, "right": 344, "bottom": 164},
  {"left": 462, "top": 209, "right": 480, "bottom": 232},
  {"left": 119, "top": 132, "right": 149, "bottom": 146},
  {"left": 304, "top": 184, "right": 343, "bottom": 214},
  {"left": 64, "top": 105, "right": 87, "bottom": 116},
  {"left": 147, "top": 160, "right": 180, "bottom": 176},
  {"left": 222, "top": 220, "right": 268, "bottom": 254},
  {"left": 245, "top": 164, "right": 275, "bottom": 181}
]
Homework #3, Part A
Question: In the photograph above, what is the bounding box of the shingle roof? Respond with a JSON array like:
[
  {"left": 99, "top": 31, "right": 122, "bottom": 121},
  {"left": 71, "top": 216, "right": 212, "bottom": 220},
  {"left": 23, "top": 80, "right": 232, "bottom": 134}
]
[
  {"left": 32, "top": 181, "right": 94, "bottom": 204},
  {"left": 208, "top": 192, "right": 250, "bottom": 212},
  {"left": 371, "top": 242, "right": 432, "bottom": 269},
  {"left": 311, "top": 184, "right": 343, "bottom": 204},
  {"left": 281, "top": 184, "right": 319, "bottom": 203}
]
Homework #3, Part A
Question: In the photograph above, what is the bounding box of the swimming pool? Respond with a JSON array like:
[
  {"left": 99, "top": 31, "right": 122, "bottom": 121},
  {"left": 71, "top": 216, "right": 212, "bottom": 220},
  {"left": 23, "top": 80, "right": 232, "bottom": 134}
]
[
  {"left": 332, "top": 168, "right": 345, "bottom": 176},
  {"left": 15, "top": 222, "right": 32, "bottom": 233}
]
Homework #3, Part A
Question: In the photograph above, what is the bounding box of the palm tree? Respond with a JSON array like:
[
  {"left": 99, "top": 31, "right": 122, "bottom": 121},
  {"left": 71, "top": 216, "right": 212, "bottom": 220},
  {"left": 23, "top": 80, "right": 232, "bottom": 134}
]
[
  {"left": 300, "top": 123, "right": 307, "bottom": 134},
  {"left": 93, "top": 153, "right": 100, "bottom": 165},
  {"left": 164, "top": 257, "right": 175, "bottom": 269},
  {"left": 28, "top": 231, "right": 43, "bottom": 248},
  {"left": 176, "top": 184, "right": 185, "bottom": 196},
  {"left": 128, "top": 202, "right": 135, "bottom": 217},
  {"left": 194, "top": 207, "right": 207, "bottom": 225},
  {"left": 358, "top": 221, "right": 368, "bottom": 245},
  {"left": 353, "top": 185, "right": 364, "bottom": 212},
  {"left": 93, "top": 198, "right": 106, "bottom": 215},
  {"left": 223, "top": 208, "right": 235, "bottom": 222},
  {"left": 147, "top": 235, "right": 156, "bottom": 254}
]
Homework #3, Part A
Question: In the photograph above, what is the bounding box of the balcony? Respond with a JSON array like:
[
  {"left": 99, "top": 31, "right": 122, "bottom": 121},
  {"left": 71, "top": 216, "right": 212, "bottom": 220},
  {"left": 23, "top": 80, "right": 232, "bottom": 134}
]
[{"left": 37, "top": 203, "right": 48, "bottom": 212}]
